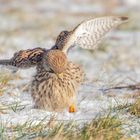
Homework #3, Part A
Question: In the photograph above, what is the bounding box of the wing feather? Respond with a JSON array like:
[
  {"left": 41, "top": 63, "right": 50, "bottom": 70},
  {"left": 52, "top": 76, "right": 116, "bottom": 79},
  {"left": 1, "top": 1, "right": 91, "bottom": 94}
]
[{"left": 62, "top": 16, "right": 128, "bottom": 53}]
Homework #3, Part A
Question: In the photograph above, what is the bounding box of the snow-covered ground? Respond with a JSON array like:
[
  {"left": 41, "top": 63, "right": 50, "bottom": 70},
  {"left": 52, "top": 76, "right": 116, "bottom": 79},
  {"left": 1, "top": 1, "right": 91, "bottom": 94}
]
[{"left": 0, "top": 0, "right": 140, "bottom": 139}]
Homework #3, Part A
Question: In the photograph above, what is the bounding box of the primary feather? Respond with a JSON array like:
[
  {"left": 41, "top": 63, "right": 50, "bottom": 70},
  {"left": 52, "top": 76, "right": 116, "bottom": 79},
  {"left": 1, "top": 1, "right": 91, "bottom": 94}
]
[{"left": 55, "top": 16, "right": 128, "bottom": 53}]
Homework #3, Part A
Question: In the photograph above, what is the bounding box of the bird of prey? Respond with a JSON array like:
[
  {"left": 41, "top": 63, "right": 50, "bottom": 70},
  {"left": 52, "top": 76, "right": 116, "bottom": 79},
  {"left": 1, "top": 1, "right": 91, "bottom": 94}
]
[
  {"left": 0, "top": 16, "right": 128, "bottom": 69},
  {"left": 0, "top": 16, "right": 128, "bottom": 112},
  {"left": 31, "top": 49, "right": 84, "bottom": 112}
]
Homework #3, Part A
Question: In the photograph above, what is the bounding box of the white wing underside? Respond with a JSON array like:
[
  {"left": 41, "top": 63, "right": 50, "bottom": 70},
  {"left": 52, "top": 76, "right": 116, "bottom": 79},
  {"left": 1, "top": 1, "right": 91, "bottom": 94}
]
[{"left": 64, "top": 16, "right": 128, "bottom": 52}]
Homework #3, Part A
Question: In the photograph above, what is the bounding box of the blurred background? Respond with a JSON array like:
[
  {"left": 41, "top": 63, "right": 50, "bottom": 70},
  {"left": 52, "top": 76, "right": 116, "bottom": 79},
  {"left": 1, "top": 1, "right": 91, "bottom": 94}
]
[
  {"left": 0, "top": 1, "right": 140, "bottom": 138},
  {"left": 0, "top": 0, "right": 139, "bottom": 87},
  {"left": 0, "top": 0, "right": 139, "bottom": 51}
]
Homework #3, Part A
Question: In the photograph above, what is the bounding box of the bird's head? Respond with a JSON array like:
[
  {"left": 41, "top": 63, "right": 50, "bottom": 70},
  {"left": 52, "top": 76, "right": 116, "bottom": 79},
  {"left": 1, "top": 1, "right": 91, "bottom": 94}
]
[
  {"left": 55, "top": 30, "right": 72, "bottom": 50},
  {"left": 43, "top": 50, "right": 68, "bottom": 74}
]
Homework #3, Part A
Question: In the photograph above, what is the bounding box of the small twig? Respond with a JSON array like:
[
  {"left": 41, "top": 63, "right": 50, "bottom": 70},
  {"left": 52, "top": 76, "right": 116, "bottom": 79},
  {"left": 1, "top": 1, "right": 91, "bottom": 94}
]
[{"left": 104, "top": 84, "right": 140, "bottom": 91}]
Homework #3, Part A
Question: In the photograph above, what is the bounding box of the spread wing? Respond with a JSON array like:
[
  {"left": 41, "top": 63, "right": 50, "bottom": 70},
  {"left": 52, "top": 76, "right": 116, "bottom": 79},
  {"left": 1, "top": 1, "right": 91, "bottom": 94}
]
[
  {"left": 0, "top": 47, "right": 46, "bottom": 69},
  {"left": 0, "top": 16, "right": 128, "bottom": 71},
  {"left": 54, "top": 16, "right": 128, "bottom": 53}
]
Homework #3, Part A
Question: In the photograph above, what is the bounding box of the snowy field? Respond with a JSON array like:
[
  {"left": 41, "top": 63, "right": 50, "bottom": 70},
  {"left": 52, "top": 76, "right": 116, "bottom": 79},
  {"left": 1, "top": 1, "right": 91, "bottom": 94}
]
[{"left": 0, "top": 0, "right": 140, "bottom": 139}]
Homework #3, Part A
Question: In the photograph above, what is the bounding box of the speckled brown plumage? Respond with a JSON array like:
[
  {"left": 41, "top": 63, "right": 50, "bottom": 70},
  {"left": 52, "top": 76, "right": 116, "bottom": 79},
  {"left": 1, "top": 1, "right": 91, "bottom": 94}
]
[
  {"left": 43, "top": 50, "right": 68, "bottom": 74},
  {"left": 53, "top": 30, "right": 73, "bottom": 51},
  {"left": 31, "top": 50, "right": 84, "bottom": 112},
  {"left": 0, "top": 16, "right": 128, "bottom": 112},
  {"left": 0, "top": 16, "right": 128, "bottom": 69},
  {"left": 0, "top": 47, "right": 46, "bottom": 69}
]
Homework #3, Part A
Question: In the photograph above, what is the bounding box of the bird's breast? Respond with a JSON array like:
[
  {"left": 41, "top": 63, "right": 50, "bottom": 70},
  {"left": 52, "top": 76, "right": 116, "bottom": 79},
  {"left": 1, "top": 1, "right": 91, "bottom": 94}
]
[{"left": 31, "top": 62, "right": 84, "bottom": 111}]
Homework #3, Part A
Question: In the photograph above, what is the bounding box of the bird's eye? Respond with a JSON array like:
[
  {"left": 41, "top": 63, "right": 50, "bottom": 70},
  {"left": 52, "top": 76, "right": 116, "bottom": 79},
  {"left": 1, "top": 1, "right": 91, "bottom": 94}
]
[{"left": 60, "top": 31, "right": 68, "bottom": 36}]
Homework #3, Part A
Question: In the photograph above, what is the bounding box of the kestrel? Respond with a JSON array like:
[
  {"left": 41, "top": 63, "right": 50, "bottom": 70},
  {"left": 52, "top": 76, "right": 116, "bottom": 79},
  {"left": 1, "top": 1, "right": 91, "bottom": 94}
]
[
  {"left": 0, "top": 16, "right": 128, "bottom": 112},
  {"left": 31, "top": 49, "right": 84, "bottom": 112}
]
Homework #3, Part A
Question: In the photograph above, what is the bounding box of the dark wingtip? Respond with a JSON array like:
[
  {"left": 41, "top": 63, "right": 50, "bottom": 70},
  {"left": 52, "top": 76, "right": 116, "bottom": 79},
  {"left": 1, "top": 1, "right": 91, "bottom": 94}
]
[{"left": 120, "top": 16, "right": 129, "bottom": 22}]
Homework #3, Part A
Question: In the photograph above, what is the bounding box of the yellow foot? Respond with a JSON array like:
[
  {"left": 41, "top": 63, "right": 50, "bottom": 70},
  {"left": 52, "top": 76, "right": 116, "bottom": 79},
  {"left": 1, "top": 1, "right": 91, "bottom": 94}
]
[{"left": 69, "top": 105, "right": 76, "bottom": 113}]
